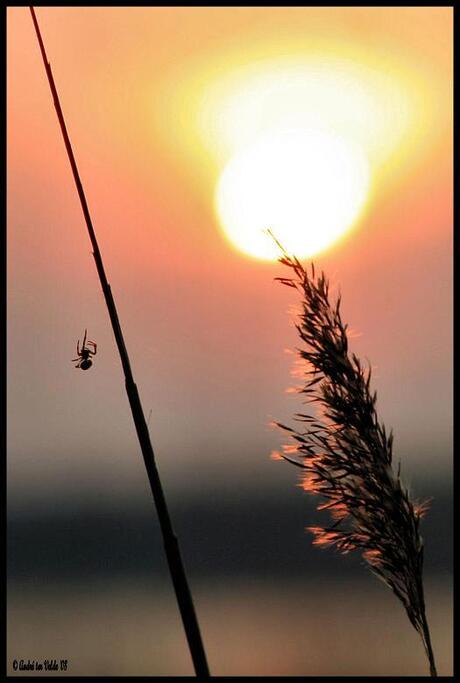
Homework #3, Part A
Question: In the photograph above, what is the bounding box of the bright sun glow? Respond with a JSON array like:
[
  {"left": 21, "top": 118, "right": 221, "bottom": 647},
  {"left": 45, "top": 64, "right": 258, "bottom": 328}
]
[
  {"left": 216, "top": 127, "right": 370, "bottom": 260},
  {"left": 161, "top": 51, "right": 429, "bottom": 260}
]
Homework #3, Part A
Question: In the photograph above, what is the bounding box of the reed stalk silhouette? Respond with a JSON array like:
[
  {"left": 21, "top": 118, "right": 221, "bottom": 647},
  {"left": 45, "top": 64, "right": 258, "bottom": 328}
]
[
  {"left": 269, "top": 232, "right": 437, "bottom": 676},
  {"left": 29, "top": 7, "right": 209, "bottom": 676}
]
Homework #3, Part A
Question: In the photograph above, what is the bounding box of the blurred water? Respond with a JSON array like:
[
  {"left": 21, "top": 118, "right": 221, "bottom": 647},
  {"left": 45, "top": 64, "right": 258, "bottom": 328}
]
[
  {"left": 7, "top": 480, "right": 452, "bottom": 580},
  {"left": 7, "top": 481, "right": 453, "bottom": 675},
  {"left": 8, "top": 576, "right": 452, "bottom": 676}
]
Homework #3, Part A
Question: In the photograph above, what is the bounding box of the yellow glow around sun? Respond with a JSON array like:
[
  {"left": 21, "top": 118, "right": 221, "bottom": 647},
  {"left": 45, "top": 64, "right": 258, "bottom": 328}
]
[
  {"left": 216, "top": 127, "right": 370, "bottom": 260},
  {"left": 200, "top": 57, "right": 413, "bottom": 170},
  {"left": 157, "top": 46, "right": 433, "bottom": 260},
  {"left": 201, "top": 56, "right": 416, "bottom": 260}
]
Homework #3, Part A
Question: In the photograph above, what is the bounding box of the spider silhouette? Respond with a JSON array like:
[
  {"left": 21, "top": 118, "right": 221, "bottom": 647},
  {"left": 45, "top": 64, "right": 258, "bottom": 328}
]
[{"left": 72, "top": 329, "right": 97, "bottom": 370}]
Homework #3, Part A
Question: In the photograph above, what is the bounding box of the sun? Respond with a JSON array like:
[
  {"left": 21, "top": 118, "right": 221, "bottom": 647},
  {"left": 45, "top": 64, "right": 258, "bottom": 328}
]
[{"left": 215, "top": 127, "right": 370, "bottom": 260}]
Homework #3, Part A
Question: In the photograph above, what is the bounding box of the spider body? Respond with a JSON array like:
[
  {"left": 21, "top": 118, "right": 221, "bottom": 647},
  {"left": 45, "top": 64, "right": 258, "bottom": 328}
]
[{"left": 72, "top": 329, "right": 97, "bottom": 370}]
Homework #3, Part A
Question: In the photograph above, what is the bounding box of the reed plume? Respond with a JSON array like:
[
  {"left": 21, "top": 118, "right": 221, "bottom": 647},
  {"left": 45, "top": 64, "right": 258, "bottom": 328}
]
[{"left": 270, "top": 233, "right": 437, "bottom": 676}]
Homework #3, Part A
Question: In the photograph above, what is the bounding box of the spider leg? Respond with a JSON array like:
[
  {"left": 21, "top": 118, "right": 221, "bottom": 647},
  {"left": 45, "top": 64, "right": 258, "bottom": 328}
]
[
  {"left": 87, "top": 341, "right": 97, "bottom": 354},
  {"left": 82, "top": 329, "right": 87, "bottom": 350},
  {"left": 77, "top": 340, "right": 80, "bottom": 356},
  {"left": 71, "top": 357, "right": 80, "bottom": 362}
]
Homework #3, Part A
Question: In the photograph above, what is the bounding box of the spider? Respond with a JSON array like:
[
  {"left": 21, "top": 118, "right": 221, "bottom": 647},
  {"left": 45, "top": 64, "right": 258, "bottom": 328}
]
[{"left": 72, "top": 329, "right": 97, "bottom": 370}]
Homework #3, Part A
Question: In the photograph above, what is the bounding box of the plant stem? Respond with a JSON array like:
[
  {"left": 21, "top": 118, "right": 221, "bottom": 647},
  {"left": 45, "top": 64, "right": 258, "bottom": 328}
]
[
  {"left": 418, "top": 578, "right": 437, "bottom": 676},
  {"left": 29, "top": 7, "right": 209, "bottom": 677},
  {"left": 423, "top": 614, "right": 438, "bottom": 677}
]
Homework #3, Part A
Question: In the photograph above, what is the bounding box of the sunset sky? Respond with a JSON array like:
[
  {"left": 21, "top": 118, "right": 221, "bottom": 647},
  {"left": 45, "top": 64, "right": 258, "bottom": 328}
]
[
  {"left": 8, "top": 6, "right": 452, "bottom": 503},
  {"left": 7, "top": 7, "right": 453, "bottom": 676}
]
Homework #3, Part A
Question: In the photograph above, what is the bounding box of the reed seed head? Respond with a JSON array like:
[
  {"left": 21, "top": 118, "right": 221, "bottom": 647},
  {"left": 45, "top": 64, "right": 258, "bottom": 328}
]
[{"left": 271, "top": 235, "right": 437, "bottom": 676}]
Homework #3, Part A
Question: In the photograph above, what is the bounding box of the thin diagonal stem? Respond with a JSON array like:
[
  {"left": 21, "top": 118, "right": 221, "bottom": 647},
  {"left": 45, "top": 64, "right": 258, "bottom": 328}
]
[
  {"left": 29, "top": 7, "right": 209, "bottom": 677},
  {"left": 417, "top": 576, "right": 437, "bottom": 677}
]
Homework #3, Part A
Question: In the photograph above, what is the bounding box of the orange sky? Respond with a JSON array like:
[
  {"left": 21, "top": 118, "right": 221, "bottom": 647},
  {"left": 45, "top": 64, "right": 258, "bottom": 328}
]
[{"left": 7, "top": 7, "right": 452, "bottom": 505}]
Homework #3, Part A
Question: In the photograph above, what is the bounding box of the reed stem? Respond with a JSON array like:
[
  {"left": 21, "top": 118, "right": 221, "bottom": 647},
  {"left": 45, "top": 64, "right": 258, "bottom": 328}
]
[
  {"left": 29, "top": 7, "right": 209, "bottom": 676},
  {"left": 417, "top": 576, "right": 437, "bottom": 676}
]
